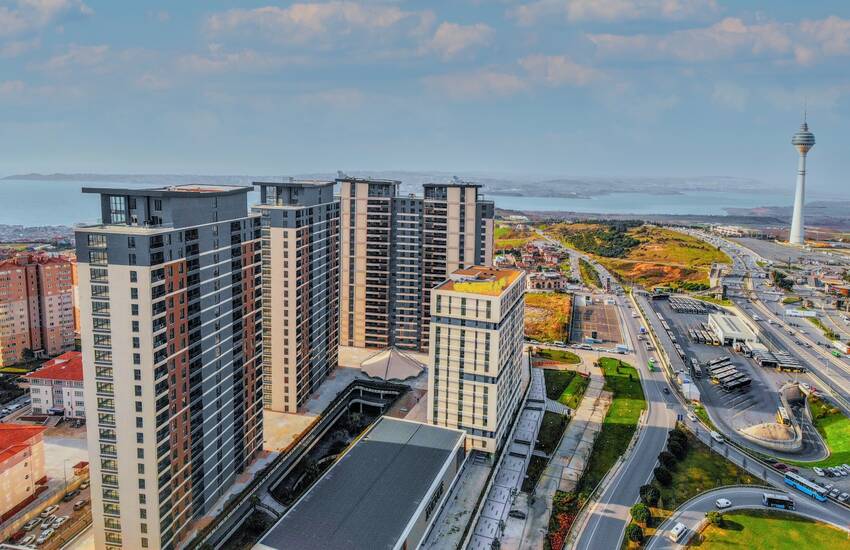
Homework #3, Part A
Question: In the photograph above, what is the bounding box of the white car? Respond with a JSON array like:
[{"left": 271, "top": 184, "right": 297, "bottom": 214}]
[
  {"left": 715, "top": 498, "right": 732, "bottom": 509},
  {"left": 39, "top": 505, "right": 59, "bottom": 518},
  {"left": 52, "top": 516, "right": 69, "bottom": 528},
  {"left": 814, "top": 467, "right": 826, "bottom": 476},
  {"left": 36, "top": 529, "right": 54, "bottom": 545}
]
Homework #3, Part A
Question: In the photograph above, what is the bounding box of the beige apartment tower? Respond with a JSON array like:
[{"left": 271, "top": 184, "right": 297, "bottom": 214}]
[
  {"left": 427, "top": 266, "right": 526, "bottom": 453},
  {"left": 253, "top": 181, "right": 340, "bottom": 413},
  {"left": 338, "top": 177, "right": 494, "bottom": 352}
]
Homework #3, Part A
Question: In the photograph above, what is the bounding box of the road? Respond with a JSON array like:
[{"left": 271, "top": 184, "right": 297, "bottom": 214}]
[
  {"left": 645, "top": 485, "right": 850, "bottom": 550},
  {"left": 535, "top": 230, "right": 677, "bottom": 550}
]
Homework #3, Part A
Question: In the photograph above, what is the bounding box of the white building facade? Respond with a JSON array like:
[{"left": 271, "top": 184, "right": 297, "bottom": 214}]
[{"left": 427, "top": 267, "right": 527, "bottom": 453}]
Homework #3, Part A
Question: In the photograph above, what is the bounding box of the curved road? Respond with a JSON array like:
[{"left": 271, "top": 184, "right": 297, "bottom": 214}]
[{"left": 646, "top": 486, "right": 850, "bottom": 550}]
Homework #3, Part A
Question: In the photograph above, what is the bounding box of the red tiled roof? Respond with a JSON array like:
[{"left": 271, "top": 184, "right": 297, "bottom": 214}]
[
  {"left": 0, "top": 252, "right": 71, "bottom": 269},
  {"left": 0, "top": 424, "right": 46, "bottom": 463},
  {"left": 26, "top": 351, "right": 83, "bottom": 382}
]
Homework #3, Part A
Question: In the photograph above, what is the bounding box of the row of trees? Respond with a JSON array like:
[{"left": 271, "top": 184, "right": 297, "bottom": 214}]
[{"left": 625, "top": 428, "right": 691, "bottom": 545}]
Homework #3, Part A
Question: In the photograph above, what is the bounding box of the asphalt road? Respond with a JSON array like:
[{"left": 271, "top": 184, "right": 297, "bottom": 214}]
[
  {"left": 645, "top": 486, "right": 850, "bottom": 550},
  {"left": 548, "top": 250, "right": 677, "bottom": 550}
]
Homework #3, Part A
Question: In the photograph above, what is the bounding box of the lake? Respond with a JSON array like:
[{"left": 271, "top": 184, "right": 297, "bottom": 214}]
[{"left": 0, "top": 178, "right": 825, "bottom": 227}]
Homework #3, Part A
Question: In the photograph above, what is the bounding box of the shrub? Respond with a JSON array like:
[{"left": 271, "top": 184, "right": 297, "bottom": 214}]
[
  {"left": 706, "top": 511, "right": 724, "bottom": 527},
  {"left": 626, "top": 523, "right": 644, "bottom": 543},
  {"left": 639, "top": 485, "right": 660, "bottom": 507},
  {"left": 658, "top": 451, "right": 677, "bottom": 470},
  {"left": 630, "top": 502, "right": 651, "bottom": 525},
  {"left": 668, "top": 427, "right": 687, "bottom": 444},
  {"left": 654, "top": 466, "right": 672, "bottom": 486}
]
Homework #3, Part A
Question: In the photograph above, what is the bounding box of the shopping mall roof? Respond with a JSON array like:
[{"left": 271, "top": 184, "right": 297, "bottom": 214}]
[{"left": 255, "top": 417, "right": 464, "bottom": 550}]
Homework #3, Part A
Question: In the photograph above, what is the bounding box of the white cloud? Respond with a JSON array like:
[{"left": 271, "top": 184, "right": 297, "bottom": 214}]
[
  {"left": 589, "top": 17, "right": 791, "bottom": 62},
  {"left": 800, "top": 16, "right": 850, "bottom": 57},
  {"left": 512, "top": 0, "right": 717, "bottom": 25},
  {"left": 711, "top": 82, "right": 748, "bottom": 111},
  {"left": 589, "top": 15, "right": 850, "bottom": 66},
  {"left": 135, "top": 73, "right": 170, "bottom": 91},
  {"left": 424, "top": 22, "right": 493, "bottom": 59},
  {"left": 205, "top": 2, "right": 434, "bottom": 48},
  {"left": 0, "top": 38, "right": 38, "bottom": 57},
  {"left": 0, "top": 0, "right": 91, "bottom": 37},
  {"left": 519, "top": 54, "right": 601, "bottom": 86},
  {"left": 40, "top": 43, "right": 108, "bottom": 71},
  {"left": 177, "top": 48, "right": 285, "bottom": 73},
  {"left": 423, "top": 69, "right": 528, "bottom": 99},
  {"left": 0, "top": 79, "right": 26, "bottom": 96}
]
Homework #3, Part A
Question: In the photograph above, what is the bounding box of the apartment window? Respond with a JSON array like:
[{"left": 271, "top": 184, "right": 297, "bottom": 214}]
[
  {"left": 131, "top": 304, "right": 139, "bottom": 315},
  {"left": 128, "top": 237, "right": 136, "bottom": 248},
  {"left": 153, "top": 199, "right": 162, "bottom": 211},
  {"left": 131, "top": 288, "right": 138, "bottom": 299},
  {"left": 132, "top": 320, "right": 139, "bottom": 332},
  {"left": 137, "top": 448, "right": 144, "bottom": 458},
  {"left": 133, "top": 353, "right": 141, "bottom": 365},
  {"left": 129, "top": 253, "right": 137, "bottom": 266},
  {"left": 93, "top": 318, "right": 111, "bottom": 331},
  {"left": 89, "top": 251, "right": 108, "bottom": 266},
  {"left": 130, "top": 270, "right": 137, "bottom": 282},
  {"left": 109, "top": 196, "right": 127, "bottom": 223},
  {"left": 88, "top": 234, "right": 107, "bottom": 247}
]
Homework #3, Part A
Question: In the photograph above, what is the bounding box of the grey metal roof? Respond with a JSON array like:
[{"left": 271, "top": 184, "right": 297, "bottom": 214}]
[{"left": 256, "top": 417, "right": 464, "bottom": 550}]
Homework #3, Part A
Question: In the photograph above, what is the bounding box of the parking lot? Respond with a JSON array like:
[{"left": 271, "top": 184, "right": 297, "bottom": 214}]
[
  {"left": 5, "top": 482, "right": 92, "bottom": 549},
  {"left": 570, "top": 294, "right": 623, "bottom": 345},
  {"left": 648, "top": 298, "right": 828, "bottom": 461}
]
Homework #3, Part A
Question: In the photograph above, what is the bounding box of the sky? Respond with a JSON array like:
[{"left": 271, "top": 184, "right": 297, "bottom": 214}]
[{"left": 1, "top": 1, "right": 849, "bottom": 196}]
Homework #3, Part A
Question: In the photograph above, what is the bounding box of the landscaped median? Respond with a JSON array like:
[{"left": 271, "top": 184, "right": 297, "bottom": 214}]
[
  {"left": 786, "top": 394, "right": 850, "bottom": 468},
  {"left": 621, "top": 428, "right": 758, "bottom": 548},
  {"left": 546, "top": 357, "right": 646, "bottom": 550},
  {"left": 690, "top": 509, "right": 848, "bottom": 549}
]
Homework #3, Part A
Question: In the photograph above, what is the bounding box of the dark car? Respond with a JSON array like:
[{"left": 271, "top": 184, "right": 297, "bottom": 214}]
[
  {"left": 508, "top": 510, "right": 527, "bottom": 520},
  {"left": 662, "top": 387, "right": 670, "bottom": 395},
  {"left": 773, "top": 462, "right": 788, "bottom": 471},
  {"left": 62, "top": 489, "right": 80, "bottom": 502}
]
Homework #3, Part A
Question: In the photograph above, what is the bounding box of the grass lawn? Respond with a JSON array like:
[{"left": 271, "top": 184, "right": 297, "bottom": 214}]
[
  {"left": 537, "top": 348, "right": 581, "bottom": 364},
  {"left": 623, "top": 430, "right": 758, "bottom": 549},
  {"left": 526, "top": 293, "right": 573, "bottom": 342},
  {"left": 543, "top": 369, "right": 578, "bottom": 401},
  {"left": 537, "top": 411, "right": 570, "bottom": 455},
  {"left": 695, "top": 295, "right": 732, "bottom": 307},
  {"left": 577, "top": 357, "right": 646, "bottom": 495},
  {"left": 782, "top": 295, "right": 802, "bottom": 304},
  {"left": 689, "top": 510, "right": 850, "bottom": 549},
  {"left": 560, "top": 374, "right": 590, "bottom": 410},
  {"left": 788, "top": 396, "right": 850, "bottom": 468}
]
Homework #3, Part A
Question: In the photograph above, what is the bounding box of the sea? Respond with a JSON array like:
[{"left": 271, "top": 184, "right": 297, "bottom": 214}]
[{"left": 0, "top": 178, "right": 826, "bottom": 228}]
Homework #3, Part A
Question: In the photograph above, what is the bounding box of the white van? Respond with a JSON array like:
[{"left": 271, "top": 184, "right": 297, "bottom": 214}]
[
  {"left": 710, "top": 431, "right": 725, "bottom": 444},
  {"left": 668, "top": 522, "right": 688, "bottom": 542}
]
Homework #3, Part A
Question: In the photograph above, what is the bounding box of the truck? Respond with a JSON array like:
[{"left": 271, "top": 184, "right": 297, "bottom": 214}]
[{"left": 832, "top": 340, "right": 850, "bottom": 355}]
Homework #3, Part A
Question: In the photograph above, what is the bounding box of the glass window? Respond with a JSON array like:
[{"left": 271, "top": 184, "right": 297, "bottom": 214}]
[{"left": 109, "top": 196, "right": 126, "bottom": 223}]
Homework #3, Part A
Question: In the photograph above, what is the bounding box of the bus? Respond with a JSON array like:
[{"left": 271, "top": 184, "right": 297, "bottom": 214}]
[
  {"left": 708, "top": 356, "right": 731, "bottom": 366},
  {"left": 783, "top": 472, "right": 827, "bottom": 502},
  {"left": 762, "top": 492, "right": 795, "bottom": 510}
]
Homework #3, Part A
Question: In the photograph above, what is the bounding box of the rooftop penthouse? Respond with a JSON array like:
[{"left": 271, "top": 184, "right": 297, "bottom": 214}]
[{"left": 436, "top": 266, "right": 522, "bottom": 296}]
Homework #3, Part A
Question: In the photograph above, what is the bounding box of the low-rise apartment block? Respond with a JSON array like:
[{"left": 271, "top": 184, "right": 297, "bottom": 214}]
[
  {"left": 0, "top": 424, "right": 47, "bottom": 522},
  {"left": 26, "top": 351, "right": 85, "bottom": 419}
]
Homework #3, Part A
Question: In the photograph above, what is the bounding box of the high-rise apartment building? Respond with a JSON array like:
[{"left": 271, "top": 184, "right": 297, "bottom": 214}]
[
  {"left": 338, "top": 178, "right": 494, "bottom": 352},
  {"left": 253, "top": 181, "right": 340, "bottom": 413},
  {"left": 427, "top": 266, "right": 526, "bottom": 453},
  {"left": 0, "top": 252, "right": 75, "bottom": 366},
  {"left": 76, "top": 185, "right": 263, "bottom": 550}
]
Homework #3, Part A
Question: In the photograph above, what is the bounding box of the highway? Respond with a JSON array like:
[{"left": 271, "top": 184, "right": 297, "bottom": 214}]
[
  {"left": 645, "top": 486, "right": 850, "bottom": 550},
  {"left": 535, "top": 230, "right": 676, "bottom": 550}
]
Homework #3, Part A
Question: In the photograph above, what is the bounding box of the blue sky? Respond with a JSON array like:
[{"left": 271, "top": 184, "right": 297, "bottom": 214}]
[{"left": 1, "top": 1, "right": 849, "bottom": 195}]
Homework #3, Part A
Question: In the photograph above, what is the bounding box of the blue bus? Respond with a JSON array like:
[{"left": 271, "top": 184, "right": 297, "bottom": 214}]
[
  {"left": 784, "top": 472, "right": 827, "bottom": 502},
  {"left": 763, "top": 492, "right": 795, "bottom": 510}
]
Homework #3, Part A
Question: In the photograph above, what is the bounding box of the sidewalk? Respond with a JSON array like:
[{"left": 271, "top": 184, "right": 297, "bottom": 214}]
[{"left": 512, "top": 366, "right": 612, "bottom": 549}]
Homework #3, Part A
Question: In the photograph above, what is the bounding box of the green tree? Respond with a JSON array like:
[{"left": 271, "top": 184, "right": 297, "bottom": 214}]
[
  {"left": 639, "top": 485, "right": 660, "bottom": 507},
  {"left": 626, "top": 523, "right": 644, "bottom": 543},
  {"left": 654, "top": 466, "right": 672, "bottom": 486},
  {"left": 667, "top": 439, "right": 687, "bottom": 460},
  {"left": 630, "top": 502, "right": 651, "bottom": 526},
  {"left": 658, "top": 451, "right": 677, "bottom": 470}
]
